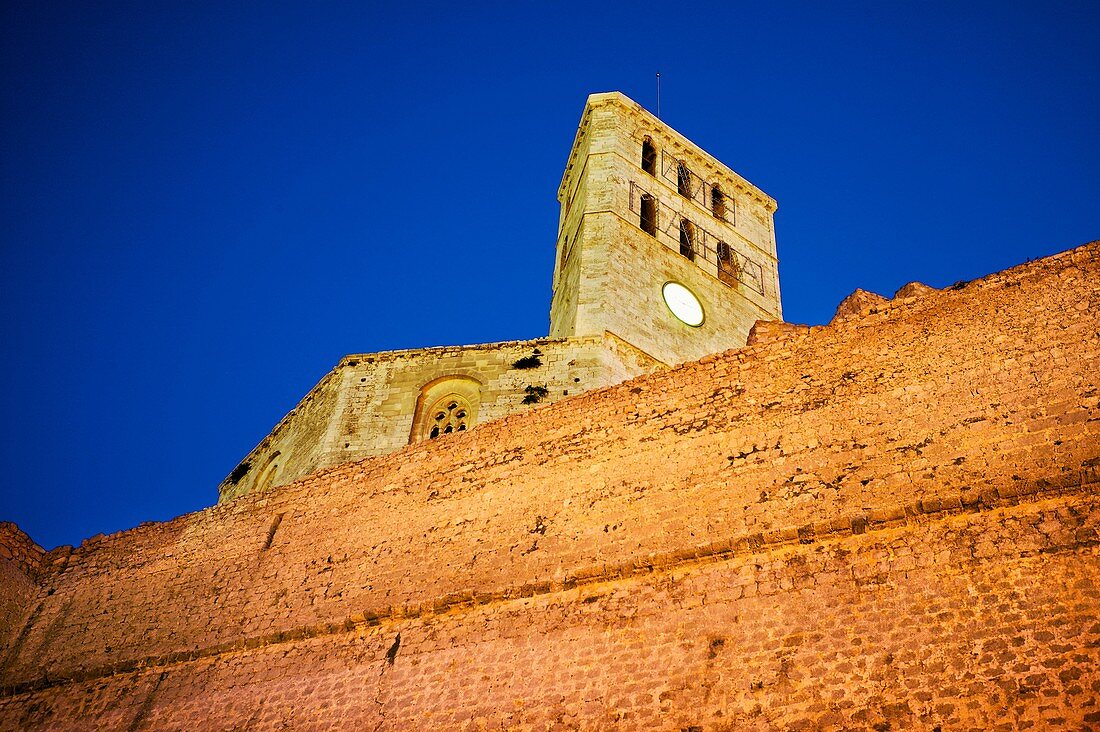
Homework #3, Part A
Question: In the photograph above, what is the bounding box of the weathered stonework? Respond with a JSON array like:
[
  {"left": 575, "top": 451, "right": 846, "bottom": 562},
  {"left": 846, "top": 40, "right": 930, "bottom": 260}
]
[
  {"left": 2, "top": 89, "right": 1097, "bottom": 730},
  {"left": 0, "top": 240, "right": 1097, "bottom": 730},
  {"left": 831, "top": 287, "right": 891, "bottom": 322},
  {"left": 220, "top": 333, "right": 662, "bottom": 501},
  {"left": 0, "top": 524, "right": 43, "bottom": 654},
  {"left": 551, "top": 93, "right": 781, "bottom": 364}
]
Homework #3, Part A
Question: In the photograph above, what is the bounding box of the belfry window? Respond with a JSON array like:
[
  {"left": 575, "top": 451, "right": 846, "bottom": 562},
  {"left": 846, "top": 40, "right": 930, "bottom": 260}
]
[
  {"left": 711, "top": 185, "right": 726, "bottom": 220},
  {"left": 642, "top": 138, "right": 657, "bottom": 175},
  {"left": 677, "top": 161, "right": 692, "bottom": 198},
  {"left": 640, "top": 194, "right": 657, "bottom": 235},
  {"left": 717, "top": 241, "right": 739, "bottom": 286},
  {"left": 679, "top": 219, "right": 695, "bottom": 261}
]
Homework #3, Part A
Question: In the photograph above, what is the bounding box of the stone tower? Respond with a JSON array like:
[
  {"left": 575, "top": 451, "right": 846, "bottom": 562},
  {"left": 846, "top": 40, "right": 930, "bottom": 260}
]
[
  {"left": 550, "top": 92, "right": 782, "bottom": 365},
  {"left": 214, "top": 92, "right": 784, "bottom": 501}
]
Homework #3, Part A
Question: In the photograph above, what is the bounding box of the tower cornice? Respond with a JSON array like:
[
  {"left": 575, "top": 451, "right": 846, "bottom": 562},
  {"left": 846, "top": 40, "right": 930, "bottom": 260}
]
[{"left": 557, "top": 91, "right": 777, "bottom": 213}]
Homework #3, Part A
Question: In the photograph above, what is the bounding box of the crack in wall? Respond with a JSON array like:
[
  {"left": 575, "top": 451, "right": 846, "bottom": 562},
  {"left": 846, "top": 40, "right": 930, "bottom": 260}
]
[{"left": 262, "top": 513, "right": 285, "bottom": 551}]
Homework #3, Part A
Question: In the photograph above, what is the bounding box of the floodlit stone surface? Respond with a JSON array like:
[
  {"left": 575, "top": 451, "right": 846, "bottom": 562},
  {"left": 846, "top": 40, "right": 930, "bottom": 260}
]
[
  {"left": 831, "top": 287, "right": 889, "bottom": 322},
  {"left": 550, "top": 92, "right": 782, "bottom": 362},
  {"left": 1, "top": 241, "right": 1097, "bottom": 730},
  {"left": 0, "top": 524, "right": 43, "bottom": 654},
  {"left": 218, "top": 333, "right": 662, "bottom": 501}
]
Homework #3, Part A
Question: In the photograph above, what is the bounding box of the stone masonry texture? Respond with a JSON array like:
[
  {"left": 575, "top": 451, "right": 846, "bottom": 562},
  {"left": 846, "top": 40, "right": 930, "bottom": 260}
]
[
  {"left": 0, "top": 524, "right": 43, "bottom": 654},
  {"left": 550, "top": 93, "right": 781, "bottom": 366},
  {"left": 0, "top": 242, "right": 1098, "bottom": 730},
  {"left": 219, "top": 333, "right": 662, "bottom": 501}
]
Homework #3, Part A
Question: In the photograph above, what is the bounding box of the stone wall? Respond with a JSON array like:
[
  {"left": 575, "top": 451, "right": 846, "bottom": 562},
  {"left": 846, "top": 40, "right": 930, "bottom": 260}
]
[
  {"left": 2, "top": 242, "right": 1098, "bottom": 730},
  {"left": 4, "top": 495, "right": 1095, "bottom": 731},
  {"left": 218, "top": 367, "right": 344, "bottom": 501},
  {"left": 219, "top": 333, "right": 663, "bottom": 501},
  {"left": 0, "top": 524, "right": 43, "bottom": 653}
]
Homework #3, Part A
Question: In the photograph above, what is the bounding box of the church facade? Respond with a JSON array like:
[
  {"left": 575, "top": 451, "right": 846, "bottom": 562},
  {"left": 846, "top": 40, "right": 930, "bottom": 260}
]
[{"left": 219, "top": 92, "right": 782, "bottom": 501}]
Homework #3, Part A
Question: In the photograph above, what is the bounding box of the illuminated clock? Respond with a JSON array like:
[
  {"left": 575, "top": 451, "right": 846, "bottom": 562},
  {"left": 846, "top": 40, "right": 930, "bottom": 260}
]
[{"left": 662, "top": 281, "right": 704, "bottom": 327}]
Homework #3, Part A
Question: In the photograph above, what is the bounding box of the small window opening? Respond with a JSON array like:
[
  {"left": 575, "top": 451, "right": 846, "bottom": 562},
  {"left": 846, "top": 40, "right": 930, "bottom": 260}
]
[
  {"left": 423, "top": 393, "right": 472, "bottom": 441},
  {"left": 640, "top": 194, "right": 657, "bottom": 235},
  {"left": 717, "top": 241, "right": 739, "bottom": 286},
  {"left": 677, "top": 161, "right": 692, "bottom": 198},
  {"left": 679, "top": 219, "right": 695, "bottom": 261},
  {"left": 641, "top": 138, "right": 657, "bottom": 175},
  {"left": 412, "top": 381, "right": 479, "bottom": 444},
  {"left": 711, "top": 186, "right": 726, "bottom": 220}
]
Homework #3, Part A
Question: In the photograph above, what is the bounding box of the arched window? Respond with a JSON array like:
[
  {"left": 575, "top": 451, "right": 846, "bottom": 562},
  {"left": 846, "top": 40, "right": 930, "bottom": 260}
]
[
  {"left": 427, "top": 396, "right": 471, "bottom": 439},
  {"left": 677, "top": 161, "right": 692, "bottom": 198},
  {"left": 641, "top": 137, "right": 657, "bottom": 175},
  {"left": 410, "top": 376, "right": 482, "bottom": 444},
  {"left": 640, "top": 194, "right": 657, "bottom": 235},
  {"left": 717, "top": 241, "right": 739, "bottom": 286},
  {"left": 711, "top": 185, "right": 726, "bottom": 220},
  {"left": 679, "top": 219, "right": 695, "bottom": 261}
]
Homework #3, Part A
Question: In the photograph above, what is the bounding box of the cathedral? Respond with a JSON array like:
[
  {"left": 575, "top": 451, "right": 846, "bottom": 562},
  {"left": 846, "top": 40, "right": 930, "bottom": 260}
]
[
  {"left": 219, "top": 92, "right": 782, "bottom": 501},
  {"left": 1, "top": 93, "right": 1097, "bottom": 731}
]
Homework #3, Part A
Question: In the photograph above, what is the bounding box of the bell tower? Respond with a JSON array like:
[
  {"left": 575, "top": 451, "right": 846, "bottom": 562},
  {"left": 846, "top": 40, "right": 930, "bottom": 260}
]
[{"left": 549, "top": 92, "right": 782, "bottom": 365}]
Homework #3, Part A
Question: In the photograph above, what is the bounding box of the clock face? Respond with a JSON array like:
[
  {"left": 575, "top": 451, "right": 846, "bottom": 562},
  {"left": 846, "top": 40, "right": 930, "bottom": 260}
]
[{"left": 662, "top": 281, "right": 704, "bottom": 327}]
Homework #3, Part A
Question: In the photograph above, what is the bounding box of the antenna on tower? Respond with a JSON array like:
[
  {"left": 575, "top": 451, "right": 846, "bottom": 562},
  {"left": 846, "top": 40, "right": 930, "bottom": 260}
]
[{"left": 656, "top": 72, "right": 661, "bottom": 119}]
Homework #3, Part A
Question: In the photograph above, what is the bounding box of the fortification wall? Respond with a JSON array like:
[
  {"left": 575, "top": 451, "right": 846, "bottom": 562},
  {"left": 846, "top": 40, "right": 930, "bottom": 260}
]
[
  {"left": 2, "top": 242, "right": 1098, "bottom": 729},
  {"left": 2, "top": 493, "right": 1095, "bottom": 730},
  {"left": 0, "top": 524, "right": 43, "bottom": 652}
]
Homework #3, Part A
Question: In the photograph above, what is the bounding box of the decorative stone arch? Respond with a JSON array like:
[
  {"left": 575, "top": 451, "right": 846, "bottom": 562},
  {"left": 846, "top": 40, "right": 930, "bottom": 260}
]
[
  {"left": 255, "top": 451, "right": 282, "bottom": 493},
  {"left": 409, "top": 375, "right": 482, "bottom": 444}
]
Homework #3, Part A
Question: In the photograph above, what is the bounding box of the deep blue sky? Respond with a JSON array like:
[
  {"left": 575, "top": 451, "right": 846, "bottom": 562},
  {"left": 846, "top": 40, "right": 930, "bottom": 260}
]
[{"left": 2, "top": 2, "right": 1097, "bottom": 550}]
